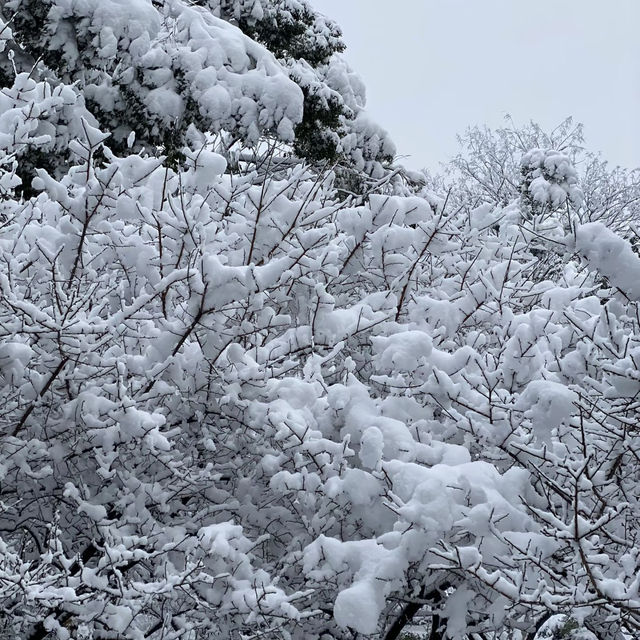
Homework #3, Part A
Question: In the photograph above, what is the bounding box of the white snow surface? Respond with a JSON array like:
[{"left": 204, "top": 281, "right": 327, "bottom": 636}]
[{"left": 576, "top": 222, "right": 640, "bottom": 300}]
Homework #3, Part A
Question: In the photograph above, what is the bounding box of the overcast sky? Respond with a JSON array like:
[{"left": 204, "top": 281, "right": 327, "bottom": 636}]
[{"left": 312, "top": 0, "right": 640, "bottom": 172}]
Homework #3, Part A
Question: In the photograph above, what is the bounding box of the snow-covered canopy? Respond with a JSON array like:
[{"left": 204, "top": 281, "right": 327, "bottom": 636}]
[{"left": 0, "top": 2, "right": 639, "bottom": 640}]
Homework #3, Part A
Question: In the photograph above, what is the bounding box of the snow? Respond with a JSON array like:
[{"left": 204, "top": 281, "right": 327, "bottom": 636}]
[
  {"left": 576, "top": 222, "right": 640, "bottom": 300},
  {"left": 187, "top": 149, "right": 228, "bottom": 191},
  {"left": 0, "top": 341, "right": 33, "bottom": 384},
  {"left": 359, "top": 425, "right": 384, "bottom": 469},
  {"left": 517, "top": 379, "right": 578, "bottom": 445},
  {"left": 333, "top": 580, "right": 382, "bottom": 635},
  {"left": 144, "top": 87, "right": 185, "bottom": 121},
  {"left": 520, "top": 148, "right": 583, "bottom": 209}
]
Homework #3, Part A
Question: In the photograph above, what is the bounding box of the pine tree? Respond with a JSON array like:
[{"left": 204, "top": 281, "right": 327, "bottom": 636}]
[
  {"left": 0, "top": 0, "right": 394, "bottom": 192},
  {"left": 201, "top": 0, "right": 396, "bottom": 172}
]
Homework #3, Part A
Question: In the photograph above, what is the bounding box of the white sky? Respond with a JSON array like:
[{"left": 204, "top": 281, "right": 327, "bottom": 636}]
[{"left": 312, "top": 0, "right": 640, "bottom": 171}]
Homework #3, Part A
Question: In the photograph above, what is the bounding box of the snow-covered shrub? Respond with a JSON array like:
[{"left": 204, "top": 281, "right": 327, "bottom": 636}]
[
  {"left": 0, "top": 70, "right": 399, "bottom": 634},
  {"left": 1, "top": 3, "right": 640, "bottom": 640},
  {"left": 3, "top": 104, "right": 640, "bottom": 637}
]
